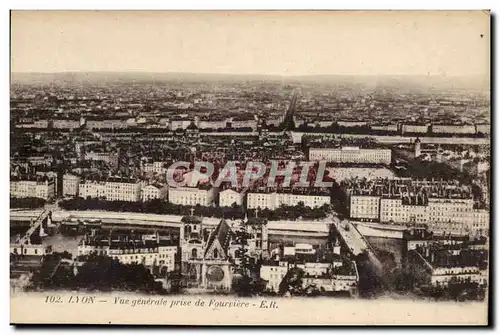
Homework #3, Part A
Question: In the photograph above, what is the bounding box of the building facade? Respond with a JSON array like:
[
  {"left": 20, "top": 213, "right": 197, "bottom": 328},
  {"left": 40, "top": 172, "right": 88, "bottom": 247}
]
[
  {"left": 247, "top": 191, "right": 330, "bottom": 210},
  {"left": 142, "top": 184, "right": 168, "bottom": 202},
  {"left": 10, "top": 177, "right": 56, "bottom": 200},
  {"left": 84, "top": 151, "right": 119, "bottom": 168},
  {"left": 78, "top": 180, "right": 106, "bottom": 199},
  {"left": 219, "top": 188, "right": 244, "bottom": 207},
  {"left": 349, "top": 194, "right": 489, "bottom": 236},
  {"left": 104, "top": 180, "right": 142, "bottom": 202},
  {"left": 350, "top": 195, "right": 380, "bottom": 221},
  {"left": 180, "top": 218, "right": 233, "bottom": 292},
  {"left": 78, "top": 236, "right": 178, "bottom": 272},
  {"left": 63, "top": 173, "right": 81, "bottom": 197},
  {"left": 168, "top": 187, "right": 216, "bottom": 207},
  {"left": 309, "top": 147, "right": 392, "bottom": 165}
]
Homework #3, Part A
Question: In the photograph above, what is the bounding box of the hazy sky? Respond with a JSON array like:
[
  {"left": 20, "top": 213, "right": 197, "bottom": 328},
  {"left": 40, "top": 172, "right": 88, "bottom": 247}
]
[{"left": 11, "top": 11, "right": 490, "bottom": 76}]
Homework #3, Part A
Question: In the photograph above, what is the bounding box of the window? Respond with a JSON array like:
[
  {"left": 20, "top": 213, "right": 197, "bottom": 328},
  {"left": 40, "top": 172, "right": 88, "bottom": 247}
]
[
  {"left": 191, "top": 248, "right": 198, "bottom": 259},
  {"left": 214, "top": 248, "right": 218, "bottom": 259}
]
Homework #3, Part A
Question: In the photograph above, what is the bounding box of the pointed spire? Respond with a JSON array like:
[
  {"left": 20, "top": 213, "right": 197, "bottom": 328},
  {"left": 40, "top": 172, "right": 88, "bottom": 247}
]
[{"left": 39, "top": 225, "right": 47, "bottom": 238}]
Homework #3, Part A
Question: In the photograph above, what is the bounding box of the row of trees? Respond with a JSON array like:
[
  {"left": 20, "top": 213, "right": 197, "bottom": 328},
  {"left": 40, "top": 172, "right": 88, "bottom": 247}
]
[
  {"left": 387, "top": 258, "right": 487, "bottom": 301},
  {"left": 10, "top": 197, "right": 46, "bottom": 209},
  {"left": 394, "top": 159, "right": 475, "bottom": 184},
  {"left": 232, "top": 222, "right": 267, "bottom": 297},
  {"left": 31, "top": 253, "right": 164, "bottom": 293},
  {"left": 421, "top": 281, "right": 487, "bottom": 301},
  {"left": 247, "top": 203, "right": 331, "bottom": 221}
]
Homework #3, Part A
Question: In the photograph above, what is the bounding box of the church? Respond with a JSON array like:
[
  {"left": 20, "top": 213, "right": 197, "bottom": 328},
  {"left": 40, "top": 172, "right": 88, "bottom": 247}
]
[
  {"left": 179, "top": 215, "right": 269, "bottom": 292},
  {"left": 180, "top": 217, "right": 235, "bottom": 292}
]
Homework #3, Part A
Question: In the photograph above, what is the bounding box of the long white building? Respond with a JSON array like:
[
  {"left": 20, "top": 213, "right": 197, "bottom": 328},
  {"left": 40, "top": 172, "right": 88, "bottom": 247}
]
[
  {"left": 432, "top": 124, "right": 476, "bottom": 135},
  {"left": 78, "top": 179, "right": 142, "bottom": 202},
  {"left": 309, "top": 147, "right": 391, "bottom": 165}
]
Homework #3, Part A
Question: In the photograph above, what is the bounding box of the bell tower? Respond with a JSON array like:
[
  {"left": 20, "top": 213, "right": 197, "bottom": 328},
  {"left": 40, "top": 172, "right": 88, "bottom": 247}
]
[{"left": 414, "top": 137, "right": 421, "bottom": 158}]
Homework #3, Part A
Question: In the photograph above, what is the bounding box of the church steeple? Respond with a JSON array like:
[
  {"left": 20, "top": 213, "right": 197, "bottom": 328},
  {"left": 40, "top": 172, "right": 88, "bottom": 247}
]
[{"left": 414, "top": 137, "right": 421, "bottom": 158}]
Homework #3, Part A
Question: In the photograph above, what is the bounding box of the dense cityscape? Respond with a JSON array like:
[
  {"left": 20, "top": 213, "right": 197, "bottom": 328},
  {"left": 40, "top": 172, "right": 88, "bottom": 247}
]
[{"left": 10, "top": 72, "right": 490, "bottom": 301}]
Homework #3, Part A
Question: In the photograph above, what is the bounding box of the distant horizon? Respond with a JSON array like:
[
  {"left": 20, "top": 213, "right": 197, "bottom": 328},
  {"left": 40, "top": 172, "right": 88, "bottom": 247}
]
[
  {"left": 10, "top": 70, "right": 487, "bottom": 78},
  {"left": 11, "top": 11, "right": 489, "bottom": 77}
]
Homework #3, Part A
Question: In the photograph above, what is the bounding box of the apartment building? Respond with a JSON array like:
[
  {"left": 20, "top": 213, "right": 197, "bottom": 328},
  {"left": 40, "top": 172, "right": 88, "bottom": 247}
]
[
  {"left": 142, "top": 184, "right": 168, "bottom": 202},
  {"left": 78, "top": 180, "right": 106, "bottom": 199},
  {"left": 401, "top": 124, "right": 430, "bottom": 134},
  {"left": 10, "top": 177, "right": 55, "bottom": 200},
  {"left": 86, "top": 119, "right": 128, "bottom": 130},
  {"left": 409, "top": 245, "right": 487, "bottom": 287},
  {"left": 247, "top": 191, "right": 330, "bottom": 210},
  {"left": 350, "top": 195, "right": 380, "bottom": 221},
  {"left": 219, "top": 188, "right": 245, "bottom": 207},
  {"left": 350, "top": 194, "right": 489, "bottom": 236},
  {"left": 78, "top": 236, "right": 178, "bottom": 272},
  {"left": 63, "top": 173, "right": 81, "bottom": 197},
  {"left": 142, "top": 161, "right": 168, "bottom": 175},
  {"left": 105, "top": 179, "right": 142, "bottom": 202},
  {"left": 51, "top": 119, "right": 81, "bottom": 129},
  {"left": 260, "top": 259, "right": 358, "bottom": 294},
  {"left": 168, "top": 186, "right": 216, "bottom": 206},
  {"left": 84, "top": 151, "right": 119, "bottom": 168},
  {"left": 259, "top": 260, "right": 290, "bottom": 293}
]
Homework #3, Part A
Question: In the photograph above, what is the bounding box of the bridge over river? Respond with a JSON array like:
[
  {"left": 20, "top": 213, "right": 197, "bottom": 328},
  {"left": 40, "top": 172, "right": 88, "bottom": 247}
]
[{"left": 12, "top": 209, "right": 388, "bottom": 285}]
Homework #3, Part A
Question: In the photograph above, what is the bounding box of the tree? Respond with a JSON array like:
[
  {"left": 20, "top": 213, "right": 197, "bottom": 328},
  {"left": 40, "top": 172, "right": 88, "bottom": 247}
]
[
  {"left": 278, "top": 267, "right": 305, "bottom": 296},
  {"left": 232, "top": 219, "right": 266, "bottom": 296},
  {"left": 233, "top": 221, "right": 251, "bottom": 295}
]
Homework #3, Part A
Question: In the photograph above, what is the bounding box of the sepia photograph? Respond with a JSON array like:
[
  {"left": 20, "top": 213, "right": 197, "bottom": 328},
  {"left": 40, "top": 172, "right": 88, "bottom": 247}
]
[{"left": 9, "top": 10, "right": 491, "bottom": 325}]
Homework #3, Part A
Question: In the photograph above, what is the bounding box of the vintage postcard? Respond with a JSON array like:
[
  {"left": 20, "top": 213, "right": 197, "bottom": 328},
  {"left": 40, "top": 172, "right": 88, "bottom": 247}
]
[{"left": 9, "top": 10, "right": 490, "bottom": 325}]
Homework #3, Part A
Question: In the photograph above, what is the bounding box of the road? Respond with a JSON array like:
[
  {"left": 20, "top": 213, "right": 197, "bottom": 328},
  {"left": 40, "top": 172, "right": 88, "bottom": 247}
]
[
  {"left": 331, "top": 218, "right": 387, "bottom": 287},
  {"left": 282, "top": 90, "right": 298, "bottom": 131},
  {"left": 332, "top": 218, "right": 369, "bottom": 256}
]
